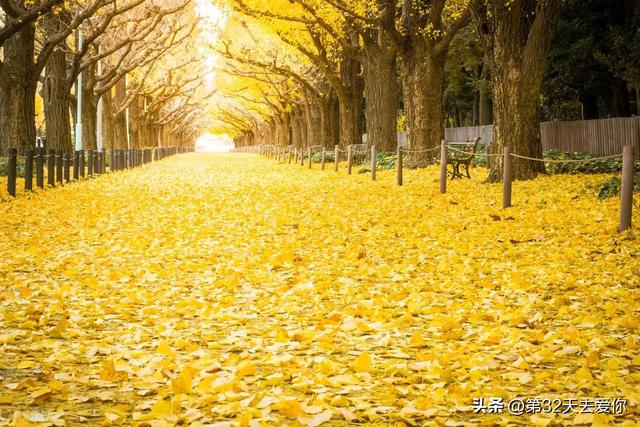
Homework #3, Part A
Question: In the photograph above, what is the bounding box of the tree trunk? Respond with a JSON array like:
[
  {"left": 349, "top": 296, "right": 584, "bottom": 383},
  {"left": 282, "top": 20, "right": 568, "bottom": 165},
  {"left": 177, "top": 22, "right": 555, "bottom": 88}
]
[
  {"left": 635, "top": 82, "right": 640, "bottom": 116},
  {"left": 0, "top": 24, "right": 37, "bottom": 152},
  {"left": 580, "top": 92, "right": 599, "bottom": 120},
  {"left": 611, "top": 76, "right": 631, "bottom": 117},
  {"left": 471, "top": 0, "right": 562, "bottom": 181},
  {"left": 337, "top": 55, "right": 363, "bottom": 148},
  {"left": 113, "top": 79, "right": 129, "bottom": 149},
  {"left": 81, "top": 79, "right": 98, "bottom": 151},
  {"left": 327, "top": 91, "right": 340, "bottom": 148},
  {"left": 43, "top": 47, "right": 72, "bottom": 152},
  {"left": 362, "top": 35, "right": 398, "bottom": 153},
  {"left": 102, "top": 90, "right": 114, "bottom": 149},
  {"left": 401, "top": 44, "right": 446, "bottom": 167}
]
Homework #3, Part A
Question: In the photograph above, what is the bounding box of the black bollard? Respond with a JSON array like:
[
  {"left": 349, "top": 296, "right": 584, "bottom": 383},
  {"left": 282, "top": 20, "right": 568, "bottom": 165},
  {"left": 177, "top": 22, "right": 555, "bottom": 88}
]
[
  {"left": 79, "top": 150, "right": 85, "bottom": 178},
  {"left": 63, "top": 153, "right": 70, "bottom": 183},
  {"left": 56, "top": 150, "right": 63, "bottom": 185},
  {"left": 87, "top": 149, "right": 94, "bottom": 176},
  {"left": 25, "top": 150, "right": 34, "bottom": 191},
  {"left": 7, "top": 148, "right": 17, "bottom": 197},
  {"left": 73, "top": 151, "right": 80, "bottom": 180},
  {"left": 36, "top": 147, "right": 44, "bottom": 189},
  {"left": 47, "top": 149, "right": 55, "bottom": 187}
]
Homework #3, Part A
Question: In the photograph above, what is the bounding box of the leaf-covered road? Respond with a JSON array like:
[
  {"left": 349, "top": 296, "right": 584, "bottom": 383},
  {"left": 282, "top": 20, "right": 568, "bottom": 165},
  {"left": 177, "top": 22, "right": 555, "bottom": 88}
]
[{"left": 1, "top": 154, "right": 639, "bottom": 426}]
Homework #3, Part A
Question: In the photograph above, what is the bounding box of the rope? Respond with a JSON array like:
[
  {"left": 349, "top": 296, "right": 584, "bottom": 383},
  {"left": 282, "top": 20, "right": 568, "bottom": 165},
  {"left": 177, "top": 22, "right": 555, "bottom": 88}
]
[
  {"left": 446, "top": 146, "right": 503, "bottom": 157},
  {"left": 400, "top": 147, "right": 440, "bottom": 154},
  {"left": 509, "top": 153, "right": 623, "bottom": 163}
]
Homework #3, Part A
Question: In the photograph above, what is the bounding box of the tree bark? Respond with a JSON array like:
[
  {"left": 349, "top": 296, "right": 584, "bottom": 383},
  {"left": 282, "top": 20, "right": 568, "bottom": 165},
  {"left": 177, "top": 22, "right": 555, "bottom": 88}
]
[
  {"left": 471, "top": 0, "right": 562, "bottom": 181},
  {"left": 43, "top": 46, "right": 72, "bottom": 152},
  {"left": 113, "top": 79, "right": 129, "bottom": 149},
  {"left": 327, "top": 91, "right": 340, "bottom": 148},
  {"left": 580, "top": 92, "right": 599, "bottom": 120},
  {"left": 0, "top": 23, "right": 37, "bottom": 152},
  {"left": 81, "top": 75, "right": 99, "bottom": 150},
  {"left": 635, "top": 82, "right": 640, "bottom": 116},
  {"left": 362, "top": 32, "right": 398, "bottom": 152},
  {"left": 401, "top": 44, "right": 446, "bottom": 167},
  {"left": 337, "top": 54, "right": 363, "bottom": 148}
]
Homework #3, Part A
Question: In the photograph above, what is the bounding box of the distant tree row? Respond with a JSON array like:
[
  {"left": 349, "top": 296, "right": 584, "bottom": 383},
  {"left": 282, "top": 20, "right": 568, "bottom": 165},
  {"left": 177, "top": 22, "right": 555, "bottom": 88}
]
[
  {"left": 0, "top": 0, "right": 215, "bottom": 154},
  {"left": 213, "top": 0, "right": 638, "bottom": 181}
]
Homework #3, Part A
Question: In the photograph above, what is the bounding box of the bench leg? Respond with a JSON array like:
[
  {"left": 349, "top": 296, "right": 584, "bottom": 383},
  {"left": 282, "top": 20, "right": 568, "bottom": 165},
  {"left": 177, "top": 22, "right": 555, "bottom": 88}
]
[{"left": 465, "top": 163, "right": 471, "bottom": 179}]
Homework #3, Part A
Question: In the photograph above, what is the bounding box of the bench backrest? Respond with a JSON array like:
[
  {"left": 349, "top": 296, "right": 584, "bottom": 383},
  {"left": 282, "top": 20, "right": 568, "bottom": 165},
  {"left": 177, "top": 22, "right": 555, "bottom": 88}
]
[
  {"left": 448, "top": 137, "right": 481, "bottom": 159},
  {"left": 349, "top": 144, "right": 368, "bottom": 154}
]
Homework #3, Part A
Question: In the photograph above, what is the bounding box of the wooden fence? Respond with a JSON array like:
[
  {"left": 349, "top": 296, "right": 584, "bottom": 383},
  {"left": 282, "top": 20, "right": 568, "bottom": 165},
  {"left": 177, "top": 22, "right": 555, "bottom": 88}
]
[{"left": 444, "top": 117, "right": 640, "bottom": 156}]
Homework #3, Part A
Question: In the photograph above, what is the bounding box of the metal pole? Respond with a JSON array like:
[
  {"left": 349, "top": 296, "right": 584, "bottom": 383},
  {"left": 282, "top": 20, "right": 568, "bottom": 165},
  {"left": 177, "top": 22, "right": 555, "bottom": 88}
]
[
  {"left": 75, "top": 28, "right": 83, "bottom": 152},
  {"left": 96, "top": 45, "right": 104, "bottom": 153}
]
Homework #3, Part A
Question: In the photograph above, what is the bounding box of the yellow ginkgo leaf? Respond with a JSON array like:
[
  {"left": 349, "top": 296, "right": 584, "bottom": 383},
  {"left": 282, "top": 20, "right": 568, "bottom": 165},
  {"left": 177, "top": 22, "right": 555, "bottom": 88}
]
[{"left": 353, "top": 352, "right": 372, "bottom": 373}]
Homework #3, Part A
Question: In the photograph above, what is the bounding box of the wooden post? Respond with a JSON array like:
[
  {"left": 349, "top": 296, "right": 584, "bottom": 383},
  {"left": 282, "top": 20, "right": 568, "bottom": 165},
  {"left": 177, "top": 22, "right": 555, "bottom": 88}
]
[
  {"left": 25, "top": 150, "right": 33, "bottom": 191},
  {"left": 56, "top": 150, "right": 63, "bottom": 185},
  {"left": 97, "top": 151, "right": 102, "bottom": 174},
  {"left": 63, "top": 154, "right": 70, "bottom": 183},
  {"left": 7, "top": 148, "right": 17, "bottom": 197},
  {"left": 619, "top": 145, "right": 635, "bottom": 232},
  {"left": 301, "top": 147, "right": 305, "bottom": 166},
  {"left": 397, "top": 147, "right": 403, "bottom": 186},
  {"left": 36, "top": 148, "right": 44, "bottom": 188},
  {"left": 503, "top": 146, "right": 512, "bottom": 208},
  {"left": 47, "top": 148, "right": 55, "bottom": 187},
  {"left": 308, "top": 147, "right": 312, "bottom": 169},
  {"left": 321, "top": 148, "right": 326, "bottom": 170},
  {"left": 371, "top": 145, "right": 376, "bottom": 181},
  {"left": 334, "top": 145, "right": 339, "bottom": 172},
  {"left": 440, "top": 140, "right": 447, "bottom": 194},
  {"left": 347, "top": 146, "right": 353, "bottom": 175}
]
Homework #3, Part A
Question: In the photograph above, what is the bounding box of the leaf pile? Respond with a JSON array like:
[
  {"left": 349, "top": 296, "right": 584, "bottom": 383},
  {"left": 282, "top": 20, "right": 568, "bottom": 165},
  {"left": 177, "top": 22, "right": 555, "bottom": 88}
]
[{"left": 0, "top": 154, "right": 639, "bottom": 426}]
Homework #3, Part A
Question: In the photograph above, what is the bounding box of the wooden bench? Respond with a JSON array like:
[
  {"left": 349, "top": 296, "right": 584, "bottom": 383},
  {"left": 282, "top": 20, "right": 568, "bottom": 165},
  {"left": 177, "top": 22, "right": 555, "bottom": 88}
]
[
  {"left": 349, "top": 144, "right": 368, "bottom": 164},
  {"left": 447, "top": 137, "right": 481, "bottom": 179}
]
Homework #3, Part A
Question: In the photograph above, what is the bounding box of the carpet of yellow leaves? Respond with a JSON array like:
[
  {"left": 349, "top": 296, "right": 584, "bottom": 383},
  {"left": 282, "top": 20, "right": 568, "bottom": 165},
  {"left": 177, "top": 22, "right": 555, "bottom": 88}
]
[{"left": 1, "top": 153, "right": 639, "bottom": 426}]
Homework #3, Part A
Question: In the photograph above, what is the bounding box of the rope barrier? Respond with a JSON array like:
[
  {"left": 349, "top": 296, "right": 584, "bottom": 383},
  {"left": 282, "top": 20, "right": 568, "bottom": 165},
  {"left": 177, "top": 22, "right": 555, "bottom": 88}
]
[
  {"left": 400, "top": 147, "right": 441, "bottom": 154},
  {"left": 445, "top": 146, "right": 503, "bottom": 157},
  {"left": 509, "top": 152, "right": 623, "bottom": 163}
]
